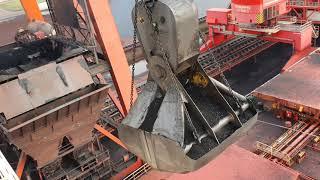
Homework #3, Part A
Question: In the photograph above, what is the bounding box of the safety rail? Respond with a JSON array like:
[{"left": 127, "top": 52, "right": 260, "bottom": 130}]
[
  {"left": 256, "top": 142, "right": 293, "bottom": 165},
  {"left": 278, "top": 16, "right": 298, "bottom": 23},
  {"left": 279, "top": 21, "right": 313, "bottom": 32},
  {"left": 313, "top": 25, "right": 319, "bottom": 38},
  {"left": 239, "top": 24, "right": 281, "bottom": 31},
  {"left": 287, "top": 0, "right": 320, "bottom": 7},
  {"left": 123, "top": 163, "right": 152, "bottom": 180},
  {"left": 49, "top": 150, "right": 111, "bottom": 180}
]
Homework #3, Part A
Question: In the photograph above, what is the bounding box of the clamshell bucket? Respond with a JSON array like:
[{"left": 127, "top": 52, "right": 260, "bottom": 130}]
[{"left": 118, "top": 0, "right": 258, "bottom": 173}]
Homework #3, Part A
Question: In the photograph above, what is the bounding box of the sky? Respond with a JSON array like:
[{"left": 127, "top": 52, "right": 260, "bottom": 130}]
[{"left": 110, "top": 0, "right": 231, "bottom": 38}]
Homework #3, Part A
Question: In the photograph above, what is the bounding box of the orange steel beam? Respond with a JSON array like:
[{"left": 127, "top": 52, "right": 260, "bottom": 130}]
[
  {"left": 107, "top": 88, "right": 125, "bottom": 117},
  {"left": 16, "top": 152, "right": 27, "bottom": 179},
  {"left": 94, "top": 124, "right": 127, "bottom": 150},
  {"left": 20, "top": 0, "right": 44, "bottom": 22},
  {"left": 87, "top": 0, "right": 137, "bottom": 116}
]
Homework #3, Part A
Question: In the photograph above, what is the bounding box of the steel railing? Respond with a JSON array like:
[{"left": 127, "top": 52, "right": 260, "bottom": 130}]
[
  {"left": 123, "top": 163, "right": 152, "bottom": 180},
  {"left": 279, "top": 21, "right": 313, "bottom": 32},
  {"left": 287, "top": 0, "right": 320, "bottom": 7},
  {"left": 256, "top": 141, "right": 293, "bottom": 164}
]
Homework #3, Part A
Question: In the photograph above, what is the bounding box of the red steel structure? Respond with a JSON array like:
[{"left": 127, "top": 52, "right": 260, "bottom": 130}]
[
  {"left": 287, "top": 0, "right": 320, "bottom": 24},
  {"left": 232, "top": 0, "right": 289, "bottom": 24},
  {"left": 201, "top": 0, "right": 320, "bottom": 53}
]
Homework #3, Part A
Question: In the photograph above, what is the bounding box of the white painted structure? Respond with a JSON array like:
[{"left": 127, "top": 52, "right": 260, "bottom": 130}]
[{"left": 0, "top": 150, "right": 18, "bottom": 180}]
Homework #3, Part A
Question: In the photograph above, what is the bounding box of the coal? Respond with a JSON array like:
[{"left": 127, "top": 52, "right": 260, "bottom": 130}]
[
  {"left": 187, "top": 136, "right": 218, "bottom": 160},
  {"left": 186, "top": 85, "right": 228, "bottom": 127},
  {"left": 224, "top": 43, "right": 293, "bottom": 95}
]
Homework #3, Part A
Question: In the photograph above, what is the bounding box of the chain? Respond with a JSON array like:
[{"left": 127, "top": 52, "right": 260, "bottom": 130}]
[
  {"left": 130, "top": 0, "right": 139, "bottom": 108},
  {"left": 198, "top": 31, "right": 242, "bottom": 108},
  {"left": 139, "top": 1, "right": 241, "bottom": 110}
]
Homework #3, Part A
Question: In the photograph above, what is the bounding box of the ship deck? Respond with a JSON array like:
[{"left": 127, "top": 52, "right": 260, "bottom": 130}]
[{"left": 254, "top": 49, "right": 320, "bottom": 114}]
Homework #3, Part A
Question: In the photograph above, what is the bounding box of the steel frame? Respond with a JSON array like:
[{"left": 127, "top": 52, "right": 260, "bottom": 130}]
[
  {"left": 45, "top": 0, "right": 99, "bottom": 62},
  {"left": 287, "top": 0, "right": 320, "bottom": 24},
  {"left": 87, "top": 0, "right": 137, "bottom": 115}
]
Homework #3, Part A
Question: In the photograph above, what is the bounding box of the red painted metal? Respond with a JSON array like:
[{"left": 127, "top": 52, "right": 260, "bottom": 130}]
[
  {"left": 201, "top": 8, "right": 235, "bottom": 50},
  {"left": 287, "top": 0, "right": 320, "bottom": 24},
  {"left": 87, "top": 0, "right": 137, "bottom": 116},
  {"left": 111, "top": 159, "right": 143, "bottom": 180},
  {"left": 233, "top": 0, "right": 262, "bottom": 5},
  {"left": 254, "top": 49, "right": 320, "bottom": 118},
  {"left": 282, "top": 46, "right": 316, "bottom": 72},
  {"left": 205, "top": 7, "right": 313, "bottom": 51},
  {"left": 141, "top": 145, "right": 301, "bottom": 180},
  {"left": 207, "top": 8, "right": 231, "bottom": 25},
  {"left": 231, "top": 0, "right": 288, "bottom": 24},
  {"left": 94, "top": 124, "right": 127, "bottom": 150},
  {"left": 107, "top": 89, "right": 125, "bottom": 117}
]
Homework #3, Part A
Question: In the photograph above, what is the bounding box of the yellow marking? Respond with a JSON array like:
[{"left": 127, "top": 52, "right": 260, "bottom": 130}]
[
  {"left": 191, "top": 72, "right": 209, "bottom": 88},
  {"left": 256, "top": 13, "right": 264, "bottom": 24}
]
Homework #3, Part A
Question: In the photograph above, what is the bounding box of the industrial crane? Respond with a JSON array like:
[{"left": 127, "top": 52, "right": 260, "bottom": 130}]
[
  {"left": 204, "top": 0, "right": 317, "bottom": 52},
  {"left": 2, "top": 0, "right": 319, "bottom": 179},
  {"left": 4, "top": 0, "right": 258, "bottom": 176},
  {"left": 201, "top": 0, "right": 319, "bottom": 72}
]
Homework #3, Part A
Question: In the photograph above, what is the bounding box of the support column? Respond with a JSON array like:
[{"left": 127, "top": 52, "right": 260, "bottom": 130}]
[
  {"left": 87, "top": 0, "right": 137, "bottom": 115},
  {"left": 20, "top": 0, "right": 44, "bottom": 22}
]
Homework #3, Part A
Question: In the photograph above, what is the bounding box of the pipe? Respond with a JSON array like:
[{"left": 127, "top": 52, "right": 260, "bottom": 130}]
[
  {"left": 287, "top": 125, "right": 319, "bottom": 156},
  {"left": 184, "top": 142, "right": 196, "bottom": 153},
  {"left": 210, "top": 77, "right": 247, "bottom": 101},
  {"left": 184, "top": 103, "right": 250, "bottom": 154},
  {"left": 211, "top": 103, "right": 249, "bottom": 133},
  {"left": 282, "top": 123, "right": 319, "bottom": 154}
]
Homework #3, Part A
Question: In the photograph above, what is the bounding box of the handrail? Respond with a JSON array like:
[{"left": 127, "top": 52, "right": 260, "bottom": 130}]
[
  {"left": 287, "top": 0, "right": 320, "bottom": 7},
  {"left": 279, "top": 21, "right": 312, "bottom": 32},
  {"left": 256, "top": 142, "right": 292, "bottom": 163},
  {"left": 123, "top": 163, "right": 152, "bottom": 180}
]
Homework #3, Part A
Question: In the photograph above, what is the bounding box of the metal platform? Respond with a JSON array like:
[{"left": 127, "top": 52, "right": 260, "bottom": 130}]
[{"left": 253, "top": 48, "right": 320, "bottom": 117}]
